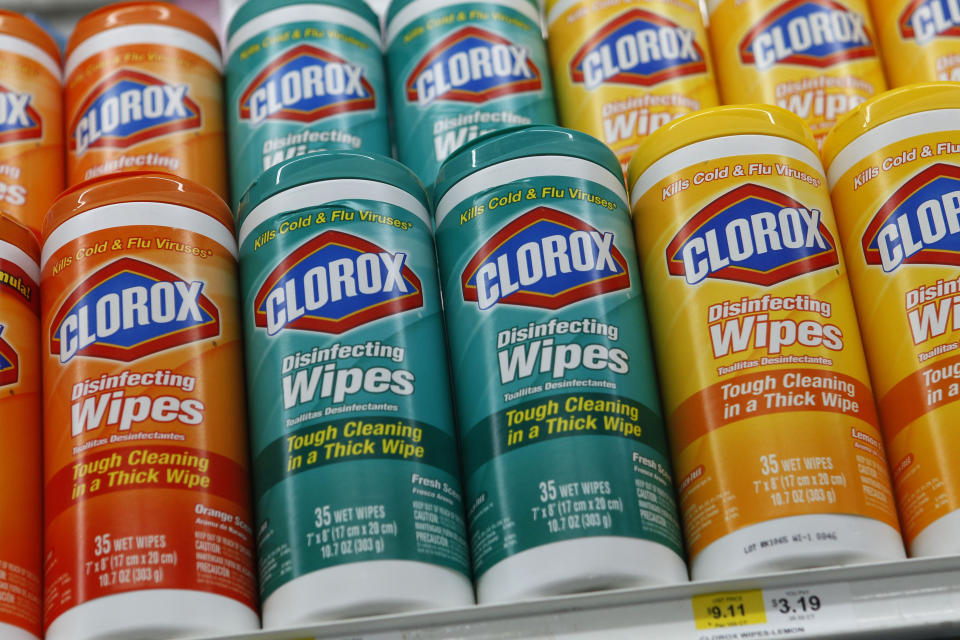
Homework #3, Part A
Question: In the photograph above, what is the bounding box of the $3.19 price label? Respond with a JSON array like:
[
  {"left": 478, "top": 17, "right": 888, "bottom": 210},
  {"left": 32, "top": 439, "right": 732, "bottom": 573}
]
[{"left": 692, "top": 582, "right": 854, "bottom": 638}]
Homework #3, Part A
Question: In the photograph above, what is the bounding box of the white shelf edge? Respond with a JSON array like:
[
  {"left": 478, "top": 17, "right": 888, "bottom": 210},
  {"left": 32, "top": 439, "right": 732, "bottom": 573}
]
[{"left": 192, "top": 556, "right": 960, "bottom": 639}]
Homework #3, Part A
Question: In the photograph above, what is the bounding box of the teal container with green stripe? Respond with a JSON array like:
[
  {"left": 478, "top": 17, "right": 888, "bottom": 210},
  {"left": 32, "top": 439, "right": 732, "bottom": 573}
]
[
  {"left": 432, "top": 125, "right": 688, "bottom": 603},
  {"left": 226, "top": 0, "right": 391, "bottom": 207},
  {"left": 384, "top": 0, "right": 557, "bottom": 186},
  {"left": 237, "top": 152, "right": 474, "bottom": 627}
]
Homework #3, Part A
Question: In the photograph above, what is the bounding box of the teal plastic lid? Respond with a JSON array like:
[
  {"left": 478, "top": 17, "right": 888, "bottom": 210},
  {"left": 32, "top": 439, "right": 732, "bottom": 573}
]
[
  {"left": 228, "top": 0, "right": 379, "bottom": 40},
  {"left": 237, "top": 151, "right": 430, "bottom": 228},
  {"left": 433, "top": 125, "right": 624, "bottom": 208},
  {"left": 385, "top": 0, "right": 538, "bottom": 28}
]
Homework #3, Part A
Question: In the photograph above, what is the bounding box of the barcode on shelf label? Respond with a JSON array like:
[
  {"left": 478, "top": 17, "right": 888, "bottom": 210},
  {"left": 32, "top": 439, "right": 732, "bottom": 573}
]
[{"left": 691, "top": 582, "right": 854, "bottom": 638}]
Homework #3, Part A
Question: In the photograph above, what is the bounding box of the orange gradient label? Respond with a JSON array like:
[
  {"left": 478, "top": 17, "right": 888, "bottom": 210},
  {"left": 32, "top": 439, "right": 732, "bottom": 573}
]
[
  {"left": 0, "top": 238, "right": 41, "bottom": 637},
  {"left": 827, "top": 114, "right": 960, "bottom": 546},
  {"left": 631, "top": 139, "right": 900, "bottom": 560},
  {"left": 870, "top": 0, "right": 960, "bottom": 86},
  {"left": 708, "top": 0, "right": 887, "bottom": 147},
  {"left": 41, "top": 204, "right": 255, "bottom": 629},
  {"left": 0, "top": 46, "right": 63, "bottom": 239},
  {"left": 65, "top": 44, "right": 227, "bottom": 200}
]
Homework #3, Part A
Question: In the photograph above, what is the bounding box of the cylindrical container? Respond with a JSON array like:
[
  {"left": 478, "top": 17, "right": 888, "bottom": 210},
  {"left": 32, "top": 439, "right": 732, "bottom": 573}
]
[
  {"left": 544, "top": 0, "right": 719, "bottom": 172},
  {"left": 64, "top": 3, "right": 229, "bottom": 201},
  {"left": 707, "top": 0, "right": 887, "bottom": 147},
  {"left": 221, "top": 0, "right": 247, "bottom": 35},
  {"left": 237, "top": 152, "right": 474, "bottom": 627},
  {"left": 823, "top": 83, "right": 960, "bottom": 557},
  {"left": 0, "top": 214, "right": 42, "bottom": 640},
  {"left": 0, "top": 11, "right": 63, "bottom": 239},
  {"left": 41, "top": 174, "right": 259, "bottom": 640},
  {"left": 869, "top": 0, "right": 960, "bottom": 86},
  {"left": 628, "top": 105, "right": 905, "bottom": 580},
  {"left": 225, "top": 0, "right": 392, "bottom": 207},
  {"left": 433, "top": 126, "right": 688, "bottom": 603},
  {"left": 384, "top": 0, "right": 558, "bottom": 185}
]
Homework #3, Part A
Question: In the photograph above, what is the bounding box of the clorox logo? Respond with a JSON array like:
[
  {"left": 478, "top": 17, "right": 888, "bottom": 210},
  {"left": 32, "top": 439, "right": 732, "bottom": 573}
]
[
  {"left": 0, "top": 84, "right": 41, "bottom": 144},
  {"left": 254, "top": 231, "right": 423, "bottom": 335},
  {"left": 569, "top": 9, "right": 706, "bottom": 89},
  {"left": 239, "top": 44, "right": 376, "bottom": 126},
  {"left": 406, "top": 26, "right": 542, "bottom": 106},
  {"left": 900, "top": 0, "right": 960, "bottom": 44},
  {"left": 70, "top": 69, "right": 202, "bottom": 155},
  {"left": 862, "top": 163, "right": 960, "bottom": 272},
  {"left": 49, "top": 258, "right": 220, "bottom": 364},
  {"left": 739, "top": 0, "right": 876, "bottom": 70},
  {"left": 667, "top": 184, "right": 839, "bottom": 286},
  {"left": 462, "top": 207, "right": 630, "bottom": 311},
  {"left": 0, "top": 325, "right": 17, "bottom": 387}
]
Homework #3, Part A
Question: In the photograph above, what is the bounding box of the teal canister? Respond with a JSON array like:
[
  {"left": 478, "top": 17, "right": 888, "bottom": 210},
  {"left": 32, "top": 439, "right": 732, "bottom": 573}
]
[
  {"left": 237, "top": 152, "right": 475, "bottom": 626},
  {"left": 432, "top": 125, "right": 688, "bottom": 603},
  {"left": 384, "top": 0, "right": 558, "bottom": 186},
  {"left": 226, "top": 0, "right": 391, "bottom": 206}
]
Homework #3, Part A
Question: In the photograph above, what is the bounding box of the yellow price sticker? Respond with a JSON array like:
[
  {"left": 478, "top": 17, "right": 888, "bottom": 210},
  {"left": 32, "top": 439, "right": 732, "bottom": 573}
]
[{"left": 692, "top": 589, "right": 767, "bottom": 630}]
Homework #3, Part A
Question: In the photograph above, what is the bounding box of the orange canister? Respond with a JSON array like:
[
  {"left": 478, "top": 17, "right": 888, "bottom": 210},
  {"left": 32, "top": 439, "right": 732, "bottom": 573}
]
[
  {"left": 64, "top": 3, "right": 228, "bottom": 200},
  {"left": 41, "top": 174, "right": 258, "bottom": 640},
  {"left": 0, "top": 214, "right": 41, "bottom": 640},
  {"left": 0, "top": 11, "right": 63, "bottom": 239}
]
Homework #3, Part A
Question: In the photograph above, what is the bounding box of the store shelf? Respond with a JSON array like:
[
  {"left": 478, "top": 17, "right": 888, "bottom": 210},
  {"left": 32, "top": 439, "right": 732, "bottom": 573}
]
[{"left": 195, "top": 556, "right": 960, "bottom": 640}]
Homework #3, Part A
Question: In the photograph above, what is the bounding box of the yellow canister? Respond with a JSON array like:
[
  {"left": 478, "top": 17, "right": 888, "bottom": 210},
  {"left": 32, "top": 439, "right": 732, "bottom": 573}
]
[
  {"left": 545, "top": 0, "right": 719, "bottom": 171},
  {"left": 823, "top": 82, "right": 960, "bottom": 556},
  {"left": 707, "top": 0, "right": 887, "bottom": 147},
  {"left": 628, "top": 105, "right": 904, "bottom": 579},
  {"left": 869, "top": 0, "right": 960, "bottom": 85}
]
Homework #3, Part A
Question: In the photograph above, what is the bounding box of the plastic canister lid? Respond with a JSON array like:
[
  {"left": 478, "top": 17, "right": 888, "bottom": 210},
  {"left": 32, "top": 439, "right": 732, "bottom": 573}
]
[
  {"left": 627, "top": 104, "right": 818, "bottom": 186},
  {"left": 42, "top": 172, "right": 234, "bottom": 244},
  {"left": 228, "top": 0, "right": 379, "bottom": 40},
  {"left": 66, "top": 1, "right": 221, "bottom": 61},
  {"left": 545, "top": 0, "right": 700, "bottom": 26},
  {"left": 0, "top": 212, "right": 40, "bottom": 264},
  {"left": 433, "top": 124, "right": 624, "bottom": 208},
  {"left": 237, "top": 151, "right": 430, "bottom": 227},
  {"left": 821, "top": 83, "right": 960, "bottom": 170},
  {"left": 0, "top": 10, "right": 61, "bottom": 69},
  {"left": 385, "top": 0, "right": 538, "bottom": 29}
]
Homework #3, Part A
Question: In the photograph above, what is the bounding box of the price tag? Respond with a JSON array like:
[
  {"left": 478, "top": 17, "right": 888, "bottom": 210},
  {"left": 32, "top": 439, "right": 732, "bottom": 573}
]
[
  {"left": 691, "top": 582, "right": 854, "bottom": 638},
  {"left": 692, "top": 589, "right": 767, "bottom": 629}
]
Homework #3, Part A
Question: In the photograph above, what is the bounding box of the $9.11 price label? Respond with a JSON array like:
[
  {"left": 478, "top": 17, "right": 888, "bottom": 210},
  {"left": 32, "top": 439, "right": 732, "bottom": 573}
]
[{"left": 692, "top": 582, "right": 854, "bottom": 638}]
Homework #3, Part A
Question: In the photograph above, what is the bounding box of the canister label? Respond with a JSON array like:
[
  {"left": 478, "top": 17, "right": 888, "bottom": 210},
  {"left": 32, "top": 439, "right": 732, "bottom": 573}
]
[
  {"left": 828, "top": 113, "right": 960, "bottom": 545},
  {"left": 227, "top": 15, "right": 390, "bottom": 205},
  {"left": 42, "top": 207, "right": 256, "bottom": 629},
  {"left": 0, "top": 240, "right": 41, "bottom": 637},
  {"left": 547, "top": 0, "right": 718, "bottom": 170},
  {"left": 709, "top": 0, "right": 886, "bottom": 146},
  {"left": 239, "top": 188, "right": 470, "bottom": 601},
  {"left": 66, "top": 45, "right": 228, "bottom": 200},
  {"left": 386, "top": 3, "right": 557, "bottom": 184},
  {"left": 871, "top": 0, "right": 960, "bottom": 85},
  {"left": 0, "top": 46, "right": 62, "bottom": 238},
  {"left": 632, "top": 139, "right": 900, "bottom": 561},
  {"left": 435, "top": 161, "right": 683, "bottom": 577}
]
